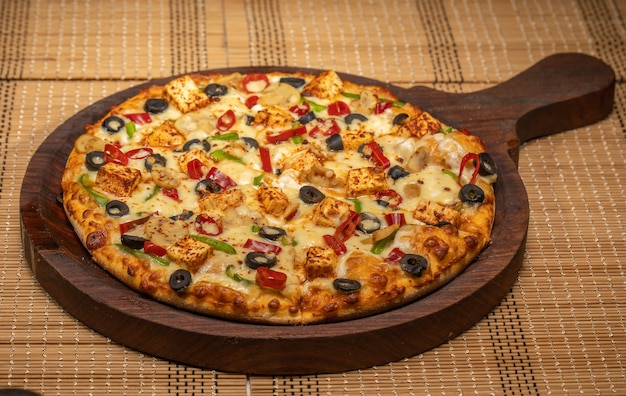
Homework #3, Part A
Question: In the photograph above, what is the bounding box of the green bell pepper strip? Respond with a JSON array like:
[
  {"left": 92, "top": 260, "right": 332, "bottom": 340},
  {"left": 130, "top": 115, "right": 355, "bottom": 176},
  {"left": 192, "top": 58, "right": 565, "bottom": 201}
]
[
  {"left": 341, "top": 92, "right": 405, "bottom": 108},
  {"left": 370, "top": 229, "right": 399, "bottom": 254},
  {"left": 253, "top": 172, "right": 265, "bottom": 186},
  {"left": 348, "top": 198, "right": 362, "bottom": 213},
  {"left": 191, "top": 234, "right": 237, "bottom": 255},
  {"left": 442, "top": 169, "right": 459, "bottom": 182},
  {"left": 125, "top": 121, "right": 136, "bottom": 139},
  {"left": 210, "top": 149, "right": 244, "bottom": 164},
  {"left": 145, "top": 185, "right": 161, "bottom": 201},
  {"left": 116, "top": 243, "right": 171, "bottom": 266},
  {"left": 78, "top": 174, "right": 109, "bottom": 206},
  {"left": 209, "top": 132, "right": 239, "bottom": 141},
  {"left": 303, "top": 98, "right": 326, "bottom": 112},
  {"left": 226, "top": 265, "right": 253, "bottom": 285}
]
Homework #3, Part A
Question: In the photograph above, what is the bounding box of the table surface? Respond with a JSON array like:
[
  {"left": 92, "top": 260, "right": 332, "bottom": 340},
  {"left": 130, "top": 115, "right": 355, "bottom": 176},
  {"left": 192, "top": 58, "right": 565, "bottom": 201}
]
[{"left": 2, "top": 0, "right": 625, "bottom": 394}]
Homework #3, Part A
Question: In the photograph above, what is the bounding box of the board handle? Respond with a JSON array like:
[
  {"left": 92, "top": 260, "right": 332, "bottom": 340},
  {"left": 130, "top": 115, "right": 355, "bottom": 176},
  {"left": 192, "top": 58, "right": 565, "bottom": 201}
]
[{"left": 404, "top": 53, "right": 615, "bottom": 155}]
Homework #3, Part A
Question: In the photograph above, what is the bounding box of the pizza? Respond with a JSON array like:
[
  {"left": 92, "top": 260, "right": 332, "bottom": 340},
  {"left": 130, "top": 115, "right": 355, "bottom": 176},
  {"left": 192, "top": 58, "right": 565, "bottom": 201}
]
[{"left": 60, "top": 69, "right": 498, "bottom": 324}]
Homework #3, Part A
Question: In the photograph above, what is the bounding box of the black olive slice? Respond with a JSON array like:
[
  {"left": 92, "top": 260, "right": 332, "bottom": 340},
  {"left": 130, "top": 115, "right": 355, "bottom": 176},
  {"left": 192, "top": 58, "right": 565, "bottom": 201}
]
[
  {"left": 279, "top": 76, "right": 306, "bottom": 88},
  {"left": 241, "top": 137, "right": 259, "bottom": 150},
  {"left": 299, "top": 185, "right": 325, "bottom": 204},
  {"left": 102, "top": 115, "right": 125, "bottom": 133},
  {"left": 195, "top": 179, "right": 222, "bottom": 196},
  {"left": 298, "top": 111, "right": 316, "bottom": 125},
  {"left": 183, "top": 138, "right": 211, "bottom": 152},
  {"left": 85, "top": 150, "right": 105, "bottom": 171},
  {"left": 169, "top": 269, "right": 192, "bottom": 292},
  {"left": 392, "top": 113, "right": 409, "bottom": 126},
  {"left": 144, "top": 153, "right": 166, "bottom": 171},
  {"left": 245, "top": 115, "right": 255, "bottom": 126},
  {"left": 204, "top": 83, "right": 228, "bottom": 98},
  {"left": 357, "top": 212, "right": 381, "bottom": 234},
  {"left": 388, "top": 165, "right": 409, "bottom": 180},
  {"left": 459, "top": 184, "right": 485, "bottom": 204},
  {"left": 121, "top": 234, "right": 148, "bottom": 250},
  {"left": 105, "top": 200, "right": 129, "bottom": 218},
  {"left": 399, "top": 254, "right": 429, "bottom": 276},
  {"left": 345, "top": 113, "right": 368, "bottom": 125},
  {"left": 333, "top": 278, "right": 362, "bottom": 293},
  {"left": 258, "top": 226, "right": 287, "bottom": 241},
  {"left": 170, "top": 209, "right": 194, "bottom": 221},
  {"left": 325, "top": 134, "right": 343, "bottom": 151},
  {"left": 245, "top": 252, "right": 277, "bottom": 269},
  {"left": 478, "top": 152, "right": 497, "bottom": 176},
  {"left": 144, "top": 98, "right": 169, "bottom": 114}
]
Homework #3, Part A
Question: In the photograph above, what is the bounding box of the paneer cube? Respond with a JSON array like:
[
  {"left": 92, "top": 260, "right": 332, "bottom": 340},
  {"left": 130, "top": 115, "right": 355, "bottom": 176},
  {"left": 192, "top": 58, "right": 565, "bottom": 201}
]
[
  {"left": 257, "top": 186, "right": 290, "bottom": 216},
  {"left": 254, "top": 105, "right": 294, "bottom": 130},
  {"left": 282, "top": 149, "right": 320, "bottom": 174},
  {"left": 413, "top": 200, "right": 460, "bottom": 226},
  {"left": 302, "top": 70, "right": 343, "bottom": 101},
  {"left": 95, "top": 162, "right": 142, "bottom": 197},
  {"left": 167, "top": 235, "right": 213, "bottom": 273},
  {"left": 311, "top": 196, "right": 353, "bottom": 228},
  {"left": 398, "top": 111, "right": 441, "bottom": 138},
  {"left": 345, "top": 167, "right": 389, "bottom": 197},
  {"left": 164, "top": 75, "right": 210, "bottom": 113},
  {"left": 199, "top": 188, "right": 245, "bottom": 212},
  {"left": 143, "top": 120, "right": 187, "bottom": 148},
  {"left": 304, "top": 246, "right": 337, "bottom": 280},
  {"left": 341, "top": 131, "right": 373, "bottom": 151}
]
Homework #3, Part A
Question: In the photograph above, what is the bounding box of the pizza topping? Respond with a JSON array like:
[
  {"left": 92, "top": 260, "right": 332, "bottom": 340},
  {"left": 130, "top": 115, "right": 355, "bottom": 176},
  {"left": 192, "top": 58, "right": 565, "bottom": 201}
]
[
  {"left": 245, "top": 252, "right": 277, "bottom": 269},
  {"left": 144, "top": 98, "right": 169, "bottom": 114},
  {"left": 182, "top": 139, "right": 211, "bottom": 152},
  {"left": 204, "top": 83, "right": 228, "bottom": 98},
  {"left": 357, "top": 212, "right": 382, "bottom": 234},
  {"left": 226, "top": 265, "right": 253, "bottom": 285},
  {"left": 375, "top": 189, "right": 402, "bottom": 209},
  {"left": 103, "top": 144, "right": 129, "bottom": 166},
  {"left": 325, "top": 134, "right": 344, "bottom": 151},
  {"left": 345, "top": 113, "right": 368, "bottom": 125},
  {"left": 144, "top": 153, "right": 166, "bottom": 171},
  {"left": 85, "top": 151, "right": 105, "bottom": 171},
  {"left": 105, "top": 200, "right": 129, "bottom": 218},
  {"left": 206, "top": 167, "right": 237, "bottom": 190},
  {"left": 371, "top": 224, "right": 400, "bottom": 254},
  {"left": 144, "top": 241, "right": 168, "bottom": 257},
  {"left": 399, "top": 254, "right": 429, "bottom": 276},
  {"left": 195, "top": 178, "right": 222, "bottom": 195},
  {"left": 194, "top": 214, "right": 222, "bottom": 236},
  {"left": 119, "top": 212, "right": 156, "bottom": 234},
  {"left": 478, "top": 152, "right": 497, "bottom": 176},
  {"left": 255, "top": 266, "right": 287, "bottom": 290},
  {"left": 190, "top": 234, "right": 236, "bottom": 255},
  {"left": 388, "top": 165, "right": 409, "bottom": 180},
  {"left": 216, "top": 109, "right": 236, "bottom": 131},
  {"left": 333, "top": 278, "right": 362, "bottom": 293},
  {"left": 121, "top": 234, "right": 149, "bottom": 250},
  {"left": 323, "top": 234, "right": 347, "bottom": 256},
  {"left": 125, "top": 112, "right": 152, "bottom": 125},
  {"left": 279, "top": 76, "right": 306, "bottom": 88},
  {"left": 244, "top": 238, "right": 283, "bottom": 255},
  {"left": 459, "top": 184, "right": 485, "bottom": 204},
  {"left": 360, "top": 142, "right": 390, "bottom": 169},
  {"left": 102, "top": 115, "right": 126, "bottom": 134},
  {"left": 258, "top": 226, "right": 287, "bottom": 241},
  {"left": 242, "top": 73, "right": 270, "bottom": 93},
  {"left": 169, "top": 269, "right": 193, "bottom": 291},
  {"left": 299, "top": 185, "right": 325, "bottom": 204},
  {"left": 392, "top": 113, "right": 409, "bottom": 126},
  {"left": 458, "top": 153, "right": 480, "bottom": 185}
]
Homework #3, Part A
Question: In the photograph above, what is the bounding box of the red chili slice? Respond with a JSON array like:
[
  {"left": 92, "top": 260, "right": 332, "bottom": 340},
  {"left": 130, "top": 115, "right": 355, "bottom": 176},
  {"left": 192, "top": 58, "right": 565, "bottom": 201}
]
[
  {"left": 187, "top": 158, "right": 204, "bottom": 180},
  {"left": 334, "top": 210, "right": 360, "bottom": 243},
  {"left": 255, "top": 266, "right": 287, "bottom": 290},
  {"left": 125, "top": 112, "right": 152, "bottom": 125},
  {"left": 289, "top": 101, "right": 311, "bottom": 116},
  {"left": 242, "top": 73, "right": 270, "bottom": 93},
  {"left": 266, "top": 125, "right": 307, "bottom": 144},
  {"left": 162, "top": 188, "right": 180, "bottom": 201},
  {"left": 243, "top": 239, "right": 283, "bottom": 255},
  {"left": 458, "top": 153, "right": 481, "bottom": 186},
  {"left": 206, "top": 167, "right": 237, "bottom": 190},
  {"left": 194, "top": 214, "right": 222, "bottom": 236},
  {"left": 245, "top": 95, "right": 259, "bottom": 109},
  {"left": 376, "top": 189, "right": 403, "bottom": 209},
  {"left": 375, "top": 101, "right": 393, "bottom": 114},
  {"left": 259, "top": 146, "right": 272, "bottom": 173},
  {"left": 327, "top": 101, "right": 351, "bottom": 116},
  {"left": 144, "top": 241, "right": 167, "bottom": 257},
  {"left": 216, "top": 109, "right": 236, "bottom": 131},
  {"left": 385, "top": 212, "right": 406, "bottom": 226},
  {"left": 323, "top": 234, "right": 347, "bottom": 256},
  {"left": 104, "top": 143, "right": 129, "bottom": 166},
  {"left": 384, "top": 247, "right": 405, "bottom": 263},
  {"left": 125, "top": 147, "right": 153, "bottom": 160}
]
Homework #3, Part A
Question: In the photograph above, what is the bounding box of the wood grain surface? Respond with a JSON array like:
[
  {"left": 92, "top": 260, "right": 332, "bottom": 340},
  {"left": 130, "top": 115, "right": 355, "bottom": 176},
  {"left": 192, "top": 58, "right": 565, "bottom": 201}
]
[{"left": 20, "top": 53, "right": 615, "bottom": 375}]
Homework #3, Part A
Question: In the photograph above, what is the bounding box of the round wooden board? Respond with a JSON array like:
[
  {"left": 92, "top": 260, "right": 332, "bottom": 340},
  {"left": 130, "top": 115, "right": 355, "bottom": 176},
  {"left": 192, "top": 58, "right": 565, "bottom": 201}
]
[{"left": 20, "top": 53, "right": 614, "bottom": 375}]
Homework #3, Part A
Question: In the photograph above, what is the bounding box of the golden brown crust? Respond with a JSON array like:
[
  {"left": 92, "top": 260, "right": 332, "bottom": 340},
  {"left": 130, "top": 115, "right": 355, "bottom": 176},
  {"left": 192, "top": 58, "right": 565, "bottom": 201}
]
[{"left": 62, "top": 69, "right": 496, "bottom": 325}]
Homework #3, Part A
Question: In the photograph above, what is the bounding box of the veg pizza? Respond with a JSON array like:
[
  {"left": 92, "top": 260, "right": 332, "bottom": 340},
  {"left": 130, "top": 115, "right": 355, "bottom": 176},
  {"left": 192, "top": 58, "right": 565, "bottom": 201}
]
[{"left": 61, "top": 70, "right": 497, "bottom": 324}]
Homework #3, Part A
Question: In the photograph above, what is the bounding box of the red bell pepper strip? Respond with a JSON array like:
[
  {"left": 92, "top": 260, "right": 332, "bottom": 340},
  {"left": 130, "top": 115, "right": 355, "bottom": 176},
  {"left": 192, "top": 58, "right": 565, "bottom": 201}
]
[
  {"left": 327, "top": 101, "right": 351, "bottom": 116},
  {"left": 323, "top": 234, "right": 347, "bottom": 256},
  {"left": 187, "top": 158, "right": 204, "bottom": 179},
  {"left": 334, "top": 210, "right": 360, "bottom": 243},
  {"left": 255, "top": 266, "right": 287, "bottom": 290},
  {"left": 162, "top": 188, "right": 180, "bottom": 201},
  {"left": 376, "top": 189, "right": 403, "bottom": 209},
  {"left": 104, "top": 143, "right": 129, "bottom": 166},
  {"left": 289, "top": 101, "right": 310, "bottom": 116},
  {"left": 216, "top": 109, "right": 236, "bottom": 131},
  {"left": 125, "top": 147, "right": 153, "bottom": 160},
  {"left": 266, "top": 125, "right": 307, "bottom": 144},
  {"left": 243, "top": 239, "right": 283, "bottom": 255},
  {"left": 119, "top": 212, "right": 157, "bottom": 234},
  {"left": 206, "top": 167, "right": 237, "bottom": 190},
  {"left": 194, "top": 214, "right": 223, "bottom": 236},
  {"left": 363, "top": 141, "right": 390, "bottom": 169},
  {"left": 385, "top": 212, "right": 406, "bottom": 227},
  {"left": 384, "top": 247, "right": 405, "bottom": 263},
  {"left": 143, "top": 241, "right": 167, "bottom": 257},
  {"left": 309, "top": 119, "right": 340, "bottom": 137},
  {"left": 124, "top": 112, "right": 152, "bottom": 125},
  {"left": 245, "top": 95, "right": 259, "bottom": 108},
  {"left": 242, "top": 73, "right": 269, "bottom": 93},
  {"left": 259, "top": 146, "right": 273, "bottom": 173},
  {"left": 458, "top": 153, "right": 481, "bottom": 186},
  {"left": 375, "top": 101, "right": 393, "bottom": 114}
]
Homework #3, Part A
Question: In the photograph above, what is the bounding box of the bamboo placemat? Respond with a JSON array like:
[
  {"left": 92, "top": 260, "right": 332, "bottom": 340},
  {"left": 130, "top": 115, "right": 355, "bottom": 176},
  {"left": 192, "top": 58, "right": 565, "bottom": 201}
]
[{"left": 1, "top": 0, "right": 625, "bottom": 394}]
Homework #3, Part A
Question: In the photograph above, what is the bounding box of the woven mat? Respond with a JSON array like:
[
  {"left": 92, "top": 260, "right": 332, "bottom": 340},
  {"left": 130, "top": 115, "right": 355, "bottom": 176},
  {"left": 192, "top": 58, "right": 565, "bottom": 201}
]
[{"left": 2, "top": 0, "right": 625, "bottom": 394}]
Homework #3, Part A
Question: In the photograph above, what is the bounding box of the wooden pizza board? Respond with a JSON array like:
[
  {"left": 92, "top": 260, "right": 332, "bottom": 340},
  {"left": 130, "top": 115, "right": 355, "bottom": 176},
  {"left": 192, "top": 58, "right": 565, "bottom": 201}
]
[{"left": 20, "top": 53, "right": 615, "bottom": 375}]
